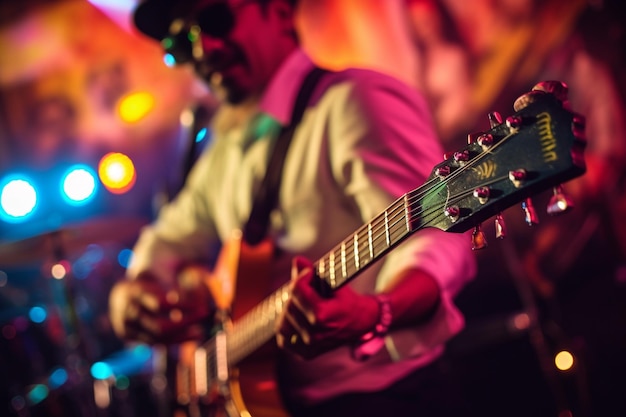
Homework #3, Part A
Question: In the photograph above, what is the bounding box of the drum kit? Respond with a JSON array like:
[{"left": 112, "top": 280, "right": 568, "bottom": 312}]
[{"left": 0, "top": 216, "right": 169, "bottom": 417}]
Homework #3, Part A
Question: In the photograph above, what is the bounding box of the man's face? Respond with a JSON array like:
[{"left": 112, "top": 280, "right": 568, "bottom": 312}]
[{"left": 191, "top": 0, "right": 296, "bottom": 104}]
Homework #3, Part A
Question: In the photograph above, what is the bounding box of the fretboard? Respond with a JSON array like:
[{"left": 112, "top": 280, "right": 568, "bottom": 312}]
[{"left": 224, "top": 192, "right": 421, "bottom": 365}]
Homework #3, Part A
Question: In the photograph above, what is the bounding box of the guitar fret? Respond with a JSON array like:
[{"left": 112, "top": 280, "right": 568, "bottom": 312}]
[
  {"left": 274, "top": 289, "right": 283, "bottom": 315},
  {"left": 341, "top": 242, "right": 347, "bottom": 279},
  {"left": 384, "top": 209, "right": 390, "bottom": 246},
  {"left": 329, "top": 251, "right": 336, "bottom": 288},
  {"left": 368, "top": 223, "right": 373, "bottom": 260},
  {"left": 318, "top": 257, "right": 326, "bottom": 281},
  {"left": 353, "top": 233, "right": 360, "bottom": 270},
  {"left": 403, "top": 195, "right": 410, "bottom": 232}
]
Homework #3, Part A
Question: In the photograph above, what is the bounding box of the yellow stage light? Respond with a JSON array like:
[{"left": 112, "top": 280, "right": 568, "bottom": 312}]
[
  {"left": 117, "top": 92, "right": 155, "bottom": 123},
  {"left": 98, "top": 152, "right": 136, "bottom": 194}
]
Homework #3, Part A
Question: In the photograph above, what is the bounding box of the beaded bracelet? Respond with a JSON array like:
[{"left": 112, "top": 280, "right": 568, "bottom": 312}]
[{"left": 352, "top": 293, "right": 392, "bottom": 361}]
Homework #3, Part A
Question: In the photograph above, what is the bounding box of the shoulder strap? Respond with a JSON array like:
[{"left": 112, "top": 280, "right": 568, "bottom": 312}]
[{"left": 243, "top": 66, "right": 327, "bottom": 245}]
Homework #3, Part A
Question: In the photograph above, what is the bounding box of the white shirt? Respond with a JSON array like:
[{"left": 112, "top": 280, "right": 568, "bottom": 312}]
[{"left": 128, "top": 49, "right": 476, "bottom": 404}]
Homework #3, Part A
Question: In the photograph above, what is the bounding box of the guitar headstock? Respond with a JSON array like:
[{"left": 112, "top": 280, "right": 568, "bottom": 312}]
[{"left": 416, "top": 81, "right": 587, "bottom": 241}]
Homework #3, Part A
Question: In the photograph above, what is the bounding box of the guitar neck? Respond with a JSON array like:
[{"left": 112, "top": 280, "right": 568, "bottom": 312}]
[
  {"left": 225, "top": 191, "right": 424, "bottom": 365},
  {"left": 226, "top": 282, "right": 290, "bottom": 365}
]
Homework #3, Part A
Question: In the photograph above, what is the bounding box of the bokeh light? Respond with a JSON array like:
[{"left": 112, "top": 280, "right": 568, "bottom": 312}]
[
  {"left": 0, "top": 176, "right": 38, "bottom": 222},
  {"left": 117, "top": 91, "right": 155, "bottom": 123},
  {"left": 98, "top": 152, "right": 136, "bottom": 194},
  {"left": 555, "top": 350, "right": 575, "bottom": 371},
  {"left": 28, "top": 306, "right": 47, "bottom": 323},
  {"left": 61, "top": 165, "right": 98, "bottom": 205}
]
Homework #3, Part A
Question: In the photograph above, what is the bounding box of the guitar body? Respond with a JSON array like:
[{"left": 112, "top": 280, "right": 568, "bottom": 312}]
[
  {"left": 173, "top": 231, "right": 289, "bottom": 417},
  {"left": 222, "top": 233, "right": 288, "bottom": 417}
]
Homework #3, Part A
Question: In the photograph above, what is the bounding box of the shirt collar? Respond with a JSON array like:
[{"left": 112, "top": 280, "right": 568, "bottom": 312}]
[{"left": 259, "top": 48, "right": 316, "bottom": 126}]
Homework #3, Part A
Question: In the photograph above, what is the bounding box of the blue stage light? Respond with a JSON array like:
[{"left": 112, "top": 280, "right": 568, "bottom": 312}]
[
  {"left": 91, "top": 362, "right": 113, "bottom": 380},
  {"left": 163, "top": 53, "right": 177, "bottom": 67},
  {"left": 117, "top": 248, "right": 133, "bottom": 268},
  {"left": 196, "top": 127, "right": 209, "bottom": 143},
  {"left": 48, "top": 368, "right": 68, "bottom": 389},
  {"left": 0, "top": 176, "right": 38, "bottom": 222},
  {"left": 61, "top": 165, "right": 98, "bottom": 205},
  {"left": 28, "top": 306, "right": 47, "bottom": 323}
]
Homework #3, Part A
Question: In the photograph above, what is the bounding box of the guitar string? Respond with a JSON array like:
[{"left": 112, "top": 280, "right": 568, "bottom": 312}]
[
  {"left": 329, "top": 172, "right": 513, "bottom": 279},
  {"left": 221, "top": 134, "right": 518, "bottom": 363},
  {"left": 314, "top": 129, "right": 516, "bottom": 281},
  {"left": 224, "top": 180, "right": 506, "bottom": 364},
  {"left": 198, "top": 130, "right": 522, "bottom": 377}
]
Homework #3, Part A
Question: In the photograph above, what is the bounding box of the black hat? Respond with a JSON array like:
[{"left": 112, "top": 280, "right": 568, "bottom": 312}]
[{"left": 133, "top": 0, "right": 196, "bottom": 40}]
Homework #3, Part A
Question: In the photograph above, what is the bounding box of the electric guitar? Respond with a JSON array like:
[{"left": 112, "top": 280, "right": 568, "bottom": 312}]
[{"left": 169, "top": 82, "right": 587, "bottom": 417}]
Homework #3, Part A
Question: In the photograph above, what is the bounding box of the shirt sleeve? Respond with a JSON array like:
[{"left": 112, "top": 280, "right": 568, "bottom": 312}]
[
  {"left": 326, "top": 69, "right": 476, "bottom": 358},
  {"left": 126, "top": 141, "right": 220, "bottom": 286}
]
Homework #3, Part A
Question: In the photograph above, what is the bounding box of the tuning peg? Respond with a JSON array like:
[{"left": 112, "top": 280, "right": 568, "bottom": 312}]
[
  {"left": 532, "top": 80, "right": 569, "bottom": 106},
  {"left": 435, "top": 165, "right": 451, "bottom": 178},
  {"left": 477, "top": 133, "right": 494, "bottom": 148},
  {"left": 471, "top": 224, "right": 488, "bottom": 250},
  {"left": 495, "top": 213, "right": 506, "bottom": 239},
  {"left": 521, "top": 198, "right": 539, "bottom": 226},
  {"left": 506, "top": 115, "right": 522, "bottom": 131},
  {"left": 467, "top": 132, "right": 478, "bottom": 144},
  {"left": 547, "top": 185, "right": 574, "bottom": 215},
  {"left": 488, "top": 111, "right": 503, "bottom": 128},
  {"left": 572, "top": 113, "right": 586, "bottom": 140}
]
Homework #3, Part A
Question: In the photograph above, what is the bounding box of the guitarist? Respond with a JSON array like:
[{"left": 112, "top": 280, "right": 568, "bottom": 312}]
[{"left": 109, "top": 1, "right": 476, "bottom": 416}]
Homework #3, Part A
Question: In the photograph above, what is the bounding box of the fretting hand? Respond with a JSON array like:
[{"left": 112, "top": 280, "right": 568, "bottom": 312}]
[{"left": 276, "top": 257, "right": 380, "bottom": 359}]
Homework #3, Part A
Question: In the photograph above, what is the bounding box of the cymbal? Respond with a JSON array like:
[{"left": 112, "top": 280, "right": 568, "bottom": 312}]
[{"left": 0, "top": 216, "right": 149, "bottom": 267}]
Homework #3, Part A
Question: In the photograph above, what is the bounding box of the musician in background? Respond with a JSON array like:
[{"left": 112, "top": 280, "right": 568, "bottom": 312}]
[{"left": 108, "top": 1, "right": 476, "bottom": 416}]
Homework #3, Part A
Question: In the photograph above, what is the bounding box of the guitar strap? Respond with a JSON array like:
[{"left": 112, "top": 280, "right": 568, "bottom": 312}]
[{"left": 243, "top": 66, "right": 328, "bottom": 245}]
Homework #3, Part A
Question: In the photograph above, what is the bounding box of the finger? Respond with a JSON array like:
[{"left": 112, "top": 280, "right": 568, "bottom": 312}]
[
  {"left": 291, "top": 258, "right": 324, "bottom": 305},
  {"left": 276, "top": 299, "right": 302, "bottom": 348},
  {"left": 290, "top": 293, "right": 316, "bottom": 326},
  {"left": 284, "top": 307, "right": 311, "bottom": 345}
]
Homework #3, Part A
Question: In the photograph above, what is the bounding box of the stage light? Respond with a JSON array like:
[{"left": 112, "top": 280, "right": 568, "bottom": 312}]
[
  {"left": 163, "top": 53, "right": 177, "bottom": 67},
  {"left": 98, "top": 152, "right": 136, "bottom": 194},
  {"left": 48, "top": 367, "right": 68, "bottom": 389},
  {"left": 196, "top": 127, "right": 209, "bottom": 143},
  {"left": 117, "top": 248, "right": 133, "bottom": 268},
  {"left": 0, "top": 176, "right": 38, "bottom": 222},
  {"left": 555, "top": 350, "right": 575, "bottom": 371},
  {"left": 28, "top": 306, "right": 47, "bottom": 323},
  {"left": 61, "top": 165, "right": 98, "bottom": 205},
  {"left": 51, "top": 262, "right": 68, "bottom": 279},
  {"left": 118, "top": 91, "right": 155, "bottom": 123},
  {"left": 91, "top": 362, "right": 114, "bottom": 380},
  {"left": 26, "top": 384, "right": 49, "bottom": 405}
]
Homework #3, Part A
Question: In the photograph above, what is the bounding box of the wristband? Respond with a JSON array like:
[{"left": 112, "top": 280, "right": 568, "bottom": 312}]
[{"left": 352, "top": 293, "right": 392, "bottom": 361}]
